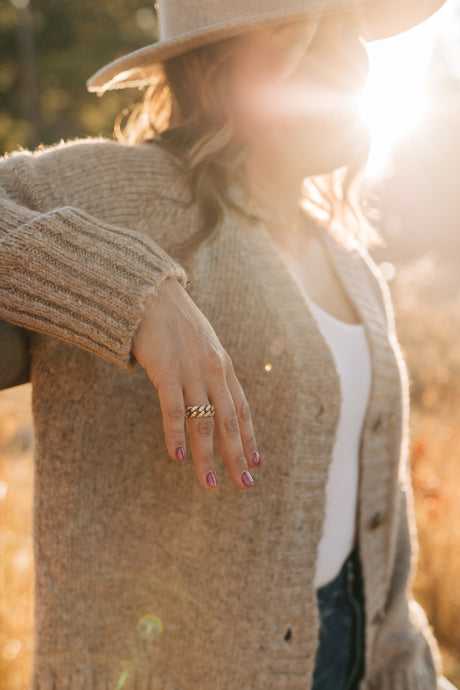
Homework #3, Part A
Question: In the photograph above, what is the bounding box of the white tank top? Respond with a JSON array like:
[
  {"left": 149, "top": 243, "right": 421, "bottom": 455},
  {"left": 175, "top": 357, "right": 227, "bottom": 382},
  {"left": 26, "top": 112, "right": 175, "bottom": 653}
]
[
  {"left": 305, "top": 294, "right": 372, "bottom": 588},
  {"left": 282, "top": 258, "right": 372, "bottom": 588}
]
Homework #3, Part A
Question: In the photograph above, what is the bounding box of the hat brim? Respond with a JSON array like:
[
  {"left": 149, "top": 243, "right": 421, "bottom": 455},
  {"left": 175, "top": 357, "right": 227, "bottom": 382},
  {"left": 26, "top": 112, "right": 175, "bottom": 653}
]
[{"left": 87, "top": 0, "right": 446, "bottom": 93}]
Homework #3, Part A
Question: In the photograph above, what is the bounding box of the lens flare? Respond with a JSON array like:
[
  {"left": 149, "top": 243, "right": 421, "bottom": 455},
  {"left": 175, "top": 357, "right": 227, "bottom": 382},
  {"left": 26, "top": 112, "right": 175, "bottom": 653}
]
[
  {"left": 361, "top": 3, "right": 453, "bottom": 178},
  {"left": 115, "top": 615, "right": 164, "bottom": 689},
  {"left": 136, "top": 614, "right": 164, "bottom": 640}
]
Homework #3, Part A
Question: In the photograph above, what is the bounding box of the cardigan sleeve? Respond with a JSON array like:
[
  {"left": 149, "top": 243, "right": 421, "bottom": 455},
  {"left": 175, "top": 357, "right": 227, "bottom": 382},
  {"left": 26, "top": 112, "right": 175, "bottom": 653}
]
[
  {"left": 0, "top": 149, "right": 188, "bottom": 371},
  {"left": 365, "top": 483, "right": 443, "bottom": 690}
]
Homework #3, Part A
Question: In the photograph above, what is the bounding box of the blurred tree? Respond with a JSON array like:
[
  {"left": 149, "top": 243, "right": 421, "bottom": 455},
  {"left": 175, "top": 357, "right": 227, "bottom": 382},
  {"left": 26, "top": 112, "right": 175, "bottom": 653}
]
[{"left": 0, "top": 0, "right": 158, "bottom": 153}]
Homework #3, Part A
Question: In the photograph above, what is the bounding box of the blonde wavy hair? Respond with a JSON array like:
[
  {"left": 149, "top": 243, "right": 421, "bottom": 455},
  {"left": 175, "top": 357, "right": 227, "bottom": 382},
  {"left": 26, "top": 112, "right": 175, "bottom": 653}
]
[{"left": 116, "top": 36, "right": 379, "bottom": 248}]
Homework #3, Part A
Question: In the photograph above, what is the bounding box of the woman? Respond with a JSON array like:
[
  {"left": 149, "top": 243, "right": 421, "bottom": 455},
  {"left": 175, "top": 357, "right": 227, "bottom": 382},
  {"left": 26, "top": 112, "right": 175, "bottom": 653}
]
[{"left": 0, "top": 0, "right": 452, "bottom": 688}]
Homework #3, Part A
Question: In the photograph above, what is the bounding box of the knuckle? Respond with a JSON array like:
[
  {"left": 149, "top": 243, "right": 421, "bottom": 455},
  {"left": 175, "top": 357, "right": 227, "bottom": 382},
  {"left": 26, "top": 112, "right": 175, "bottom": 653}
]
[
  {"left": 195, "top": 418, "right": 215, "bottom": 436},
  {"left": 167, "top": 404, "right": 186, "bottom": 423},
  {"left": 233, "top": 454, "right": 247, "bottom": 471},
  {"left": 196, "top": 454, "right": 214, "bottom": 471},
  {"left": 207, "top": 351, "right": 225, "bottom": 375},
  {"left": 238, "top": 400, "right": 251, "bottom": 423},
  {"left": 221, "top": 351, "right": 234, "bottom": 372},
  {"left": 243, "top": 434, "right": 257, "bottom": 450},
  {"left": 223, "top": 414, "right": 240, "bottom": 434}
]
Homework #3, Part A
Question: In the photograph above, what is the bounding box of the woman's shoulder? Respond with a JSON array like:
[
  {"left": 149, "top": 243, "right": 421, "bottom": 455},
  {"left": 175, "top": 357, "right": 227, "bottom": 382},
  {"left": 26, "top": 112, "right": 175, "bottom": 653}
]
[
  {"left": 0, "top": 137, "right": 189, "bottom": 211},
  {"left": 2, "top": 136, "right": 183, "bottom": 179}
]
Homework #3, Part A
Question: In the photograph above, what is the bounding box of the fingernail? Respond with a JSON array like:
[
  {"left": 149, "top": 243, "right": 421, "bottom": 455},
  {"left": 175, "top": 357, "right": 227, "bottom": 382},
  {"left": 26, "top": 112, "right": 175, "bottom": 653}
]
[
  {"left": 176, "top": 446, "right": 186, "bottom": 462},
  {"left": 252, "top": 451, "right": 262, "bottom": 466},
  {"left": 241, "top": 470, "right": 255, "bottom": 488},
  {"left": 206, "top": 471, "right": 218, "bottom": 489}
]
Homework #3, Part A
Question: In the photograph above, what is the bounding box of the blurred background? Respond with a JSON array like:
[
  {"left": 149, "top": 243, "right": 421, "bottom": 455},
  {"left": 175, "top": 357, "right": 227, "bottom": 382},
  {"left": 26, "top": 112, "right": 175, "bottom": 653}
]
[{"left": 0, "top": 0, "right": 460, "bottom": 688}]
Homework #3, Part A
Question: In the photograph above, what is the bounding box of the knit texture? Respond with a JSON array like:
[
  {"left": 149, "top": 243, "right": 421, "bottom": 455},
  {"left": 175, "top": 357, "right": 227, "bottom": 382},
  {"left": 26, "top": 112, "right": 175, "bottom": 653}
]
[{"left": 0, "top": 139, "right": 442, "bottom": 689}]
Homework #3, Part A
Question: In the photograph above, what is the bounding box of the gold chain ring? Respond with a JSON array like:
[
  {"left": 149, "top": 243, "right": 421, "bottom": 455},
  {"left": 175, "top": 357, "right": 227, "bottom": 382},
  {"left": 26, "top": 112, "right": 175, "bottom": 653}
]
[{"left": 184, "top": 403, "right": 215, "bottom": 419}]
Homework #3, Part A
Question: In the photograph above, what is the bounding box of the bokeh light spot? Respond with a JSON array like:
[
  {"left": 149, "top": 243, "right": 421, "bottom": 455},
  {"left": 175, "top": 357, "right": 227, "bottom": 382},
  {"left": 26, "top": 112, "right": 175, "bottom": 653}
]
[
  {"left": 135, "top": 8, "right": 157, "bottom": 34},
  {"left": 2, "top": 639, "right": 21, "bottom": 661},
  {"left": 13, "top": 546, "right": 32, "bottom": 572},
  {"left": 264, "top": 363, "right": 273, "bottom": 372},
  {"left": 379, "top": 261, "right": 396, "bottom": 283},
  {"left": 0, "top": 481, "right": 8, "bottom": 501}
]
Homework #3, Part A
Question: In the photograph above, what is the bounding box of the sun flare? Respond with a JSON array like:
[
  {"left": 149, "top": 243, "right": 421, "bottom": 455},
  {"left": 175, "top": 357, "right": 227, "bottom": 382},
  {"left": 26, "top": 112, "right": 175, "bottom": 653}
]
[{"left": 360, "top": 2, "right": 454, "bottom": 177}]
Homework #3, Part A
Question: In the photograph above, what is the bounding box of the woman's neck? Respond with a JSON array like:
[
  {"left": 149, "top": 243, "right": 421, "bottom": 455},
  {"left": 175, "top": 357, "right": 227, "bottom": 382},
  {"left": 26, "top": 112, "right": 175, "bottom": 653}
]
[{"left": 244, "top": 151, "right": 308, "bottom": 251}]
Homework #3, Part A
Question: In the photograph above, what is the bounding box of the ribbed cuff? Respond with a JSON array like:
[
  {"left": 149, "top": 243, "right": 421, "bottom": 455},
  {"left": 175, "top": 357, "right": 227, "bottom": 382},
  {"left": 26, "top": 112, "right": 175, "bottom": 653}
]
[{"left": 0, "top": 206, "right": 187, "bottom": 369}]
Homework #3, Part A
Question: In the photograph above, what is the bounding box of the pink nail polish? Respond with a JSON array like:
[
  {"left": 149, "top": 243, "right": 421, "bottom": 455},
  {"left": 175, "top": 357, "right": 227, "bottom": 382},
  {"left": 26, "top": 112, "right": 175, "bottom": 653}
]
[
  {"left": 252, "top": 451, "right": 262, "bottom": 466},
  {"left": 241, "top": 470, "right": 254, "bottom": 488},
  {"left": 206, "top": 471, "right": 218, "bottom": 488},
  {"left": 176, "top": 446, "right": 186, "bottom": 462}
]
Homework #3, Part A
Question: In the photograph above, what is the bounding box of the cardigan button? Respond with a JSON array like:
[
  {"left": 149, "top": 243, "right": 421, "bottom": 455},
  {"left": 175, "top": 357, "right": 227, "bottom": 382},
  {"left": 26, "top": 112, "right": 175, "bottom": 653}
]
[
  {"left": 372, "top": 609, "right": 386, "bottom": 624},
  {"left": 372, "top": 414, "right": 396, "bottom": 432},
  {"left": 316, "top": 404, "right": 325, "bottom": 420},
  {"left": 372, "top": 415, "right": 383, "bottom": 431},
  {"left": 368, "top": 510, "right": 387, "bottom": 531}
]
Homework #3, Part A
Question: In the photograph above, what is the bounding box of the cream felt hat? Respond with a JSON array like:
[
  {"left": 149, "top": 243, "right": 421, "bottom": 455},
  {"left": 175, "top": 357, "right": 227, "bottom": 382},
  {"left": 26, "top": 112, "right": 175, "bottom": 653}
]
[{"left": 87, "top": 0, "right": 446, "bottom": 94}]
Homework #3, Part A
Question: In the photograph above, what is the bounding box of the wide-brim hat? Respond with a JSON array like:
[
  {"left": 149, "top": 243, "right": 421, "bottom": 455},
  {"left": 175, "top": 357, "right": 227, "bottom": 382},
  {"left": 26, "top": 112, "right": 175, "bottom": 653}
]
[{"left": 87, "top": 0, "right": 446, "bottom": 94}]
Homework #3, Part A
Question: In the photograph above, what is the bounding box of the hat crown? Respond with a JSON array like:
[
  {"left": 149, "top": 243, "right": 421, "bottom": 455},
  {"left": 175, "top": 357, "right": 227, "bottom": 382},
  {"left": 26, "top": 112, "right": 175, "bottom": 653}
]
[{"left": 158, "top": 0, "right": 322, "bottom": 41}]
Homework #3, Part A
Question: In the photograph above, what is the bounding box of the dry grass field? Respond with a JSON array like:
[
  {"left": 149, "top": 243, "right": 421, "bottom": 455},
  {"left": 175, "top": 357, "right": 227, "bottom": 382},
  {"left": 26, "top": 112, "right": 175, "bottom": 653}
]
[
  {"left": 391, "top": 256, "right": 460, "bottom": 687},
  {"left": 0, "top": 254, "right": 459, "bottom": 689}
]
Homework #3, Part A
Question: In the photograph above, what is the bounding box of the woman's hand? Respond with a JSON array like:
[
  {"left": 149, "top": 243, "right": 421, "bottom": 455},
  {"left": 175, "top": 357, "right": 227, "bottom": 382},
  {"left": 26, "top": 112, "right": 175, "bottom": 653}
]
[{"left": 132, "top": 278, "right": 261, "bottom": 490}]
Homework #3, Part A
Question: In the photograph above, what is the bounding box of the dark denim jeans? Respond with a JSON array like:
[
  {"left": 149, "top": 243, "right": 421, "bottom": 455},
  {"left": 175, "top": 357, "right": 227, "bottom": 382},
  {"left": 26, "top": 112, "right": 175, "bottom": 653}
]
[{"left": 312, "top": 547, "right": 365, "bottom": 690}]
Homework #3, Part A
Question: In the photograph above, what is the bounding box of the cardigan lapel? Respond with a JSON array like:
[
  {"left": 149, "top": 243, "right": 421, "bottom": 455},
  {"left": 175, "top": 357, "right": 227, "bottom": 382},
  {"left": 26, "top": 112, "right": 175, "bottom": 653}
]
[{"left": 320, "top": 227, "right": 406, "bottom": 623}]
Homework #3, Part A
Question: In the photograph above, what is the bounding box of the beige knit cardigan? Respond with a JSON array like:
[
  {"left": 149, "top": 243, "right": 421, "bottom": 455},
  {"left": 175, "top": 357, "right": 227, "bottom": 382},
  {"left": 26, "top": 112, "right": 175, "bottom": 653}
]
[{"left": 0, "top": 139, "right": 442, "bottom": 689}]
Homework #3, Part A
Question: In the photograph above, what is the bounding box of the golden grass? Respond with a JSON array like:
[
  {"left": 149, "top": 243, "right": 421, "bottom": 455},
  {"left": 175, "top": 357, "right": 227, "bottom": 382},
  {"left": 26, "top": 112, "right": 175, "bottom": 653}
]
[
  {"left": 393, "top": 256, "right": 460, "bottom": 686},
  {"left": 0, "top": 385, "right": 34, "bottom": 690},
  {"left": 0, "top": 255, "right": 459, "bottom": 688}
]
